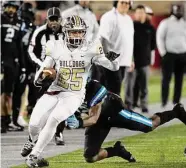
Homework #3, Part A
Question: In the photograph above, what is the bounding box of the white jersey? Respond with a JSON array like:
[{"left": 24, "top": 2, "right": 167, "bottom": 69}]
[{"left": 35, "top": 38, "right": 119, "bottom": 95}]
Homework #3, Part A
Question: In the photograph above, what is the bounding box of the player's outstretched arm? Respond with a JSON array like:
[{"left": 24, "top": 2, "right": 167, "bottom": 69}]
[
  {"left": 67, "top": 102, "right": 102, "bottom": 128},
  {"left": 83, "top": 102, "right": 102, "bottom": 127},
  {"left": 92, "top": 53, "right": 119, "bottom": 71},
  {"left": 91, "top": 40, "right": 119, "bottom": 71}
]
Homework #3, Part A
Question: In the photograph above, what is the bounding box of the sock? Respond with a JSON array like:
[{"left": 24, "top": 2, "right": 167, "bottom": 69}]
[
  {"left": 12, "top": 108, "right": 20, "bottom": 124},
  {"left": 104, "top": 147, "right": 117, "bottom": 158},
  {"left": 155, "top": 110, "right": 176, "bottom": 125},
  {"left": 28, "top": 135, "right": 32, "bottom": 142},
  {"left": 56, "top": 121, "right": 65, "bottom": 137},
  {"left": 29, "top": 125, "right": 40, "bottom": 143},
  {"left": 31, "top": 117, "right": 59, "bottom": 157},
  {"left": 5, "top": 115, "right": 11, "bottom": 127}
]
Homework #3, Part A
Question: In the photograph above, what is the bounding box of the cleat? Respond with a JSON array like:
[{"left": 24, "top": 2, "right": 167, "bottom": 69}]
[
  {"left": 114, "top": 141, "right": 136, "bottom": 162},
  {"left": 26, "top": 154, "right": 49, "bottom": 167},
  {"left": 173, "top": 103, "right": 186, "bottom": 125},
  {"left": 7, "top": 123, "right": 24, "bottom": 132},
  {"left": 184, "top": 147, "right": 186, "bottom": 156},
  {"left": 142, "top": 108, "right": 149, "bottom": 113},
  {"left": 133, "top": 103, "right": 140, "bottom": 109},
  {"left": 54, "top": 133, "right": 65, "bottom": 146},
  {"left": 1, "top": 128, "right": 7, "bottom": 133},
  {"left": 21, "top": 140, "right": 34, "bottom": 157}
]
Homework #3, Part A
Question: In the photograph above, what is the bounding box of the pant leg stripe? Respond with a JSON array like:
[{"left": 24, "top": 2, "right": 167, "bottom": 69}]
[{"left": 119, "top": 110, "right": 153, "bottom": 127}]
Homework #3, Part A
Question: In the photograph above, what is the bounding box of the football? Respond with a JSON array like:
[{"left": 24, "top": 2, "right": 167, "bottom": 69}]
[{"left": 42, "top": 67, "right": 57, "bottom": 80}]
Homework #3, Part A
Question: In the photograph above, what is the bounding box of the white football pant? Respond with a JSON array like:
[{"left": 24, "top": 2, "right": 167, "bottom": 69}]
[{"left": 29, "top": 92, "right": 83, "bottom": 156}]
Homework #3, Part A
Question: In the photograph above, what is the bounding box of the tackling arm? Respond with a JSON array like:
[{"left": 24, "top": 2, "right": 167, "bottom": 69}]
[
  {"left": 67, "top": 102, "right": 103, "bottom": 128},
  {"left": 82, "top": 102, "right": 102, "bottom": 127}
]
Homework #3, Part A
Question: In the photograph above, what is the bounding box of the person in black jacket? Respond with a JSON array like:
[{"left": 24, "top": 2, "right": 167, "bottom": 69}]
[
  {"left": 1, "top": 1, "right": 26, "bottom": 133},
  {"left": 11, "top": 2, "right": 36, "bottom": 131},
  {"left": 125, "top": 5, "right": 156, "bottom": 112}
]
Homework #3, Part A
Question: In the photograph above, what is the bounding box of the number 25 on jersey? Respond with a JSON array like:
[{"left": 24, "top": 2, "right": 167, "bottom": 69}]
[{"left": 57, "top": 67, "right": 85, "bottom": 91}]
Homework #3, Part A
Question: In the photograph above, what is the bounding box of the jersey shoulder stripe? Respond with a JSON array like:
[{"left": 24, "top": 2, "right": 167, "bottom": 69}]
[
  {"left": 89, "top": 86, "right": 107, "bottom": 107},
  {"left": 31, "top": 24, "right": 47, "bottom": 45}
]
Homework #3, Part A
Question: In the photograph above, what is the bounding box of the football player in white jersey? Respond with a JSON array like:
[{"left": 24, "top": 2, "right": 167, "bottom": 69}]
[{"left": 24, "top": 15, "right": 120, "bottom": 167}]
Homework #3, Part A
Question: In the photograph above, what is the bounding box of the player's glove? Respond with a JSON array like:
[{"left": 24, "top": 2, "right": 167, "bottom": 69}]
[
  {"left": 67, "top": 114, "right": 80, "bottom": 129},
  {"left": 105, "top": 51, "right": 120, "bottom": 61},
  {"left": 20, "top": 68, "right": 26, "bottom": 83}
]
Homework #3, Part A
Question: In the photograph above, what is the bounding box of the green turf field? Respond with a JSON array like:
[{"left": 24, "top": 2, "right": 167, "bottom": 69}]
[
  {"left": 13, "top": 124, "right": 186, "bottom": 168},
  {"left": 120, "top": 74, "right": 186, "bottom": 104}
]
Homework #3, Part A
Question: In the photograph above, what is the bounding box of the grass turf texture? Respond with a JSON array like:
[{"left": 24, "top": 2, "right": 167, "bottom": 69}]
[
  {"left": 13, "top": 124, "right": 186, "bottom": 168},
  {"left": 120, "top": 75, "right": 186, "bottom": 104}
]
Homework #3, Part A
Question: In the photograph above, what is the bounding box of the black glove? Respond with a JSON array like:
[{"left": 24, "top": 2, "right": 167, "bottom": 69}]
[
  {"left": 20, "top": 68, "right": 26, "bottom": 83},
  {"left": 105, "top": 51, "right": 120, "bottom": 61}
]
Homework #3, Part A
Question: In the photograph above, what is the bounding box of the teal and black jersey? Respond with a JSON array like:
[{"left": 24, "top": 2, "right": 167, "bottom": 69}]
[{"left": 85, "top": 80, "right": 125, "bottom": 117}]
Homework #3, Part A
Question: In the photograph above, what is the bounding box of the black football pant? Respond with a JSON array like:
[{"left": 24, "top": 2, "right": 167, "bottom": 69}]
[
  {"left": 12, "top": 71, "right": 38, "bottom": 124},
  {"left": 1, "top": 64, "right": 17, "bottom": 95},
  {"left": 91, "top": 64, "right": 105, "bottom": 84},
  {"left": 84, "top": 109, "right": 153, "bottom": 158},
  {"left": 161, "top": 52, "right": 186, "bottom": 105},
  {"left": 102, "top": 67, "right": 125, "bottom": 95}
]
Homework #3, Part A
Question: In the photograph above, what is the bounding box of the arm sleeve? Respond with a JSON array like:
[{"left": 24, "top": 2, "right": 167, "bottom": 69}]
[
  {"left": 85, "top": 80, "right": 108, "bottom": 108},
  {"left": 28, "top": 28, "right": 43, "bottom": 67},
  {"left": 92, "top": 55, "right": 119, "bottom": 71},
  {"left": 156, "top": 20, "right": 167, "bottom": 56},
  {"left": 92, "top": 40, "right": 119, "bottom": 71}
]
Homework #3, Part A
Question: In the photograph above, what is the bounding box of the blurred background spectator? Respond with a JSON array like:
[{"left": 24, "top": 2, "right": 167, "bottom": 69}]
[
  {"left": 12, "top": 2, "right": 36, "bottom": 131},
  {"left": 1, "top": 0, "right": 24, "bottom": 133},
  {"left": 99, "top": 0, "right": 134, "bottom": 95},
  {"left": 124, "top": 5, "right": 156, "bottom": 112},
  {"left": 156, "top": 4, "right": 186, "bottom": 107}
]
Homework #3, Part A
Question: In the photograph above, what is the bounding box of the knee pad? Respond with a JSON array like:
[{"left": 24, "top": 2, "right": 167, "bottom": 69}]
[{"left": 84, "top": 148, "right": 99, "bottom": 163}]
